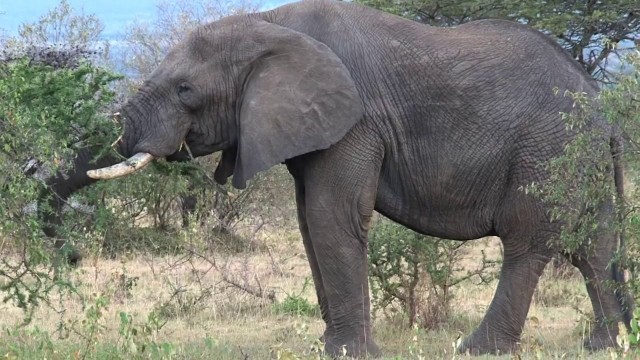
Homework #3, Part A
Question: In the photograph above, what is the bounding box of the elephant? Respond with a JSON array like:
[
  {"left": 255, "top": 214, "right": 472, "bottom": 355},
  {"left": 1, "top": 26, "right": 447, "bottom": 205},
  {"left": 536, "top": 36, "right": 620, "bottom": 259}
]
[
  {"left": 35, "top": 145, "right": 198, "bottom": 265},
  {"left": 84, "top": 0, "right": 631, "bottom": 356}
]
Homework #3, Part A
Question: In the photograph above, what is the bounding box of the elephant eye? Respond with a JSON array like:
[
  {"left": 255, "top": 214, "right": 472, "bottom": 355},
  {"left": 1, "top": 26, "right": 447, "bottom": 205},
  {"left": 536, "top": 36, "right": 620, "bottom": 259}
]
[
  {"left": 177, "top": 82, "right": 200, "bottom": 109},
  {"left": 177, "top": 83, "right": 192, "bottom": 96}
]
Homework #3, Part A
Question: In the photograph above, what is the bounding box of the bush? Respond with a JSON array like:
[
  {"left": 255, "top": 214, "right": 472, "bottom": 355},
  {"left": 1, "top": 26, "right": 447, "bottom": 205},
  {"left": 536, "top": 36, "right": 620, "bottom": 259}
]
[
  {"left": 525, "top": 51, "right": 640, "bottom": 352},
  {"left": 368, "top": 218, "right": 496, "bottom": 329},
  {"left": 0, "top": 50, "right": 120, "bottom": 320}
]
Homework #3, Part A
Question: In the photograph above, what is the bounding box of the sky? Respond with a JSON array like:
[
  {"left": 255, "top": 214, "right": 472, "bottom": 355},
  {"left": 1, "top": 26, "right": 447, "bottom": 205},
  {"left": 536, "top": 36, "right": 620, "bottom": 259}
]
[{"left": 0, "top": 0, "right": 297, "bottom": 40}]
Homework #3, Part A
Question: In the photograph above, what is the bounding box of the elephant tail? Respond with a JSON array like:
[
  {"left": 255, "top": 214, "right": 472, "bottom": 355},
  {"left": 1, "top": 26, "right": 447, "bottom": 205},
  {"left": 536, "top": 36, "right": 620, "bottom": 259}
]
[{"left": 610, "top": 132, "right": 633, "bottom": 328}]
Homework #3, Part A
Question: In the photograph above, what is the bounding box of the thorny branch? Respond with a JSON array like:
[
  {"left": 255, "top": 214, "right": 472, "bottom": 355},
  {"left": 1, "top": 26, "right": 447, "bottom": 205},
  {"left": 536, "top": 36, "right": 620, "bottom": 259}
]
[{"left": 187, "top": 249, "right": 276, "bottom": 302}]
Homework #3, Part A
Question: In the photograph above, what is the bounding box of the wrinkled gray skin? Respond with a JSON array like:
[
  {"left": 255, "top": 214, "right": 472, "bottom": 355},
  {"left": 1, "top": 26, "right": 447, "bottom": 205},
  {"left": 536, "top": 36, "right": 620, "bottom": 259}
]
[
  {"left": 98, "top": 0, "right": 631, "bottom": 356},
  {"left": 38, "top": 145, "right": 196, "bottom": 265}
]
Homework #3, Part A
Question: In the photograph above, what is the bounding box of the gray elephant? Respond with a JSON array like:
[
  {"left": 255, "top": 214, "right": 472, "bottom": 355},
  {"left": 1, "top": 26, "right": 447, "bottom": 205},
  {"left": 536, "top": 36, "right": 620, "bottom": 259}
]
[{"left": 85, "top": 0, "right": 631, "bottom": 356}]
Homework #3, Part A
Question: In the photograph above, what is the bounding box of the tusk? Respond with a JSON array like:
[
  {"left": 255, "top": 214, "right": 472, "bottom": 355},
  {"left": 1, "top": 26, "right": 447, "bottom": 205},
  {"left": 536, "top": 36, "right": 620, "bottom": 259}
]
[
  {"left": 87, "top": 152, "right": 154, "bottom": 180},
  {"left": 182, "top": 141, "right": 195, "bottom": 159},
  {"left": 112, "top": 112, "right": 121, "bottom": 124}
]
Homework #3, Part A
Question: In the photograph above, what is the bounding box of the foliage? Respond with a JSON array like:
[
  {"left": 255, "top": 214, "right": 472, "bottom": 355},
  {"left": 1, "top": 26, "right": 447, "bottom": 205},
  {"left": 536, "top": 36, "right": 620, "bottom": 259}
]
[
  {"left": 117, "top": 310, "right": 175, "bottom": 357},
  {"left": 1, "top": 0, "right": 109, "bottom": 66},
  {"left": 607, "top": 51, "right": 640, "bottom": 304},
  {"left": 0, "top": 59, "right": 120, "bottom": 160},
  {"left": 525, "top": 51, "right": 640, "bottom": 339},
  {"left": 356, "top": 0, "right": 639, "bottom": 82},
  {"left": 0, "top": 49, "right": 120, "bottom": 320},
  {"left": 368, "top": 218, "right": 496, "bottom": 329},
  {"left": 523, "top": 89, "right": 614, "bottom": 253}
]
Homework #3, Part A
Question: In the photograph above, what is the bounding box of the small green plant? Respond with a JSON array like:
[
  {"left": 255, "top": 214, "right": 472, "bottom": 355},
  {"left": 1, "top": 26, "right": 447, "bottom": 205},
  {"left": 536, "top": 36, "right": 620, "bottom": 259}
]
[
  {"left": 79, "top": 294, "right": 110, "bottom": 358},
  {"left": 270, "top": 321, "right": 325, "bottom": 360},
  {"left": 629, "top": 308, "right": 640, "bottom": 347},
  {"left": 617, "top": 309, "right": 640, "bottom": 356},
  {"left": 117, "top": 309, "right": 174, "bottom": 358},
  {"left": 273, "top": 278, "right": 319, "bottom": 317}
]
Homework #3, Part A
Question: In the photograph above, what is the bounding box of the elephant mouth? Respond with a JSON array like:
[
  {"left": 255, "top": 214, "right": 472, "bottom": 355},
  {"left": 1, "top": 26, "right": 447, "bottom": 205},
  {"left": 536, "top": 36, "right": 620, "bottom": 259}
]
[
  {"left": 87, "top": 152, "right": 155, "bottom": 179},
  {"left": 88, "top": 117, "right": 194, "bottom": 180},
  {"left": 88, "top": 128, "right": 210, "bottom": 180}
]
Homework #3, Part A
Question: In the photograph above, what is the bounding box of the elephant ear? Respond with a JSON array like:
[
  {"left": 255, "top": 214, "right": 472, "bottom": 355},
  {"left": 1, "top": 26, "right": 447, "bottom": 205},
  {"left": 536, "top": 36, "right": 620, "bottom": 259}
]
[{"left": 229, "top": 22, "right": 363, "bottom": 189}]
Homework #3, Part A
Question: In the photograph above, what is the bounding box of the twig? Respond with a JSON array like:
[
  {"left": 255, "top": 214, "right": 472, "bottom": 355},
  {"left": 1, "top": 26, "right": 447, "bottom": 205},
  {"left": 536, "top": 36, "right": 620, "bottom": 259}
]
[{"left": 188, "top": 249, "right": 275, "bottom": 302}]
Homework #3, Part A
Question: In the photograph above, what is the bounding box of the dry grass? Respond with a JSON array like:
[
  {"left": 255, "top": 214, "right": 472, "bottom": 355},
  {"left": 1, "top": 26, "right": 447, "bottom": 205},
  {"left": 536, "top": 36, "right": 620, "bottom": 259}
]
[{"left": 0, "top": 232, "right": 627, "bottom": 359}]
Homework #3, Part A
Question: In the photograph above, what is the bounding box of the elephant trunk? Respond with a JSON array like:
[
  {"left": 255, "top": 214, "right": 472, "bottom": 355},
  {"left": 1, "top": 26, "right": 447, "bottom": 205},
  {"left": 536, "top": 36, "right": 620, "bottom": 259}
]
[
  {"left": 87, "top": 97, "right": 188, "bottom": 180},
  {"left": 87, "top": 105, "right": 153, "bottom": 180},
  {"left": 39, "top": 140, "right": 129, "bottom": 235},
  {"left": 38, "top": 143, "right": 128, "bottom": 265}
]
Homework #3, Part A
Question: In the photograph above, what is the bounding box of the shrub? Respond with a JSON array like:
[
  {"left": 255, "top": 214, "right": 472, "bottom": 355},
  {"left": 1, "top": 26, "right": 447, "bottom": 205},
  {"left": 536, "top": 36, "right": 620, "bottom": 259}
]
[
  {"left": 368, "top": 218, "right": 496, "bottom": 329},
  {"left": 0, "top": 50, "right": 119, "bottom": 320},
  {"left": 525, "top": 51, "right": 640, "bottom": 350}
]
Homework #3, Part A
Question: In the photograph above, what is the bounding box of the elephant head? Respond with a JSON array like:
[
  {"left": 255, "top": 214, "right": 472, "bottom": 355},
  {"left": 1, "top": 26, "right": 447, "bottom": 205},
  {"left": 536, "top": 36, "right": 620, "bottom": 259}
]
[{"left": 89, "top": 17, "right": 364, "bottom": 188}]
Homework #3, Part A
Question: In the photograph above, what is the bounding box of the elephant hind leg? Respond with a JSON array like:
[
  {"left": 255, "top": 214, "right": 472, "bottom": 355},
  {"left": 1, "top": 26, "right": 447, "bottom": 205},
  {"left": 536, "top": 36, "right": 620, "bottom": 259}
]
[
  {"left": 565, "top": 252, "right": 624, "bottom": 350},
  {"left": 563, "top": 202, "right": 628, "bottom": 352},
  {"left": 460, "top": 194, "right": 554, "bottom": 355},
  {"left": 459, "top": 242, "right": 552, "bottom": 355}
]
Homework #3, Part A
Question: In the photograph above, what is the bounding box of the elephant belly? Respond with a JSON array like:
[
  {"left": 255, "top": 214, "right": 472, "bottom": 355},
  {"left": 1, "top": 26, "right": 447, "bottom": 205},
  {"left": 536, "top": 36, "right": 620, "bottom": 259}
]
[{"left": 373, "top": 167, "right": 502, "bottom": 241}]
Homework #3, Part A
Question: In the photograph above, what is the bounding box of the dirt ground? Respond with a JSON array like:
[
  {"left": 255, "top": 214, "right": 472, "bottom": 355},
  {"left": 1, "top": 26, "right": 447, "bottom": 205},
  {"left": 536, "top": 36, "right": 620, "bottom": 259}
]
[{"left": 0, "top": 234, "right": 626, "bottom": 359}]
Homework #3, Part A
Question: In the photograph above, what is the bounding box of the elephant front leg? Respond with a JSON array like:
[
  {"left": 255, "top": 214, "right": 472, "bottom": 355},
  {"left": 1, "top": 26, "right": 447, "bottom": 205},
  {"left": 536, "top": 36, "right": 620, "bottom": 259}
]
[
  {"left": 290, "top": 144, "right": 383, "bottom": 358},
  {"left": 305, "top": 195, "right": 380, "bottom": 357},
  {"left": 292, "top": 177, "right": 333, "bottom": 340}
]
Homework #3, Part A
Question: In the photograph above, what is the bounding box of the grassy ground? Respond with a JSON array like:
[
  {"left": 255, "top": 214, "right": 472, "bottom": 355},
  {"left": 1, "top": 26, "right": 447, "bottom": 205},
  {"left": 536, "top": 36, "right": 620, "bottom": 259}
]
[{"left": 0, "top": 234, "right": 626, "bottom": 359}]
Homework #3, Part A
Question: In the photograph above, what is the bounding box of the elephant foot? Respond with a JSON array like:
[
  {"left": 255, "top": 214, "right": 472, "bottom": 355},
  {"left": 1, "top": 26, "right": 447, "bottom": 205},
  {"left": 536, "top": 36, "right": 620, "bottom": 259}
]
[
  {"left": 57, "top": 245, "right": 82, "bottom": 267},
  {"left": 583, "top": 328, "right": 618, "bottom": 351},
  {"left": 458, "top": 330, "right": 519, "bottom": 355},
  {"left": 323, "top": 333, "right": 381, "bottom": 358}
]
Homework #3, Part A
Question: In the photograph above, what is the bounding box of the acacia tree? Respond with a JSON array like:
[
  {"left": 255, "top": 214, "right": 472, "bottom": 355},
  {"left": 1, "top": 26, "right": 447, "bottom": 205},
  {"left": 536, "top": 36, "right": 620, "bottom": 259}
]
[
  {"left": 357, "top": 0, "right": 639, "bottom": 83},
  {"left": 0, "top": 49, "right": 120, "bottom": 322},
  {"left": 120, "top": 0, "right": 259, "bottom": 80},
  {"left": 1, "top": 0, "right": 109, "bottom": 64}
]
